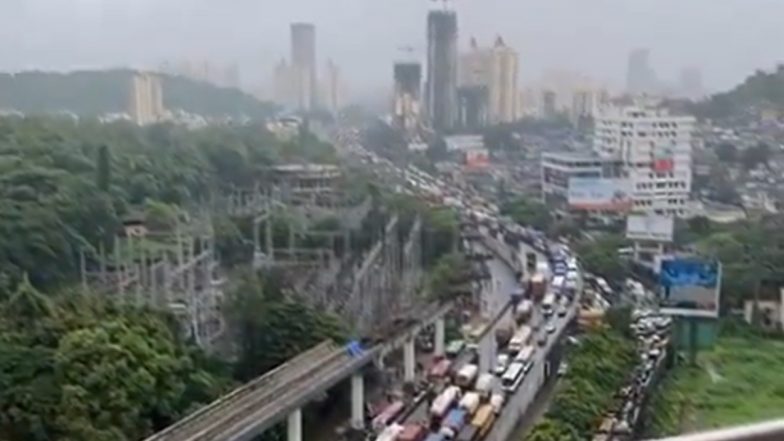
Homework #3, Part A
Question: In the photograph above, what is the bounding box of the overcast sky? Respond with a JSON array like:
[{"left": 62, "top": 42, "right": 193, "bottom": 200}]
[{"left": 3, "top": 0, "right": 784, "bottom": 100}]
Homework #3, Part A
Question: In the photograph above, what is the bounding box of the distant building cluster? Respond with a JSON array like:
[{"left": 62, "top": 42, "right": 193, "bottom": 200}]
[
  {"left": 542, "top": 102, "right": 696, "bottom": 218},
  {"left": 159, "top": 60, "right": 241, "bottom": 90},
  {"left": 272, "top": 23, "right": 345, "bottom": 115},
  {"left": 625, "top": 48, "right": 705, "bottom": 100}
]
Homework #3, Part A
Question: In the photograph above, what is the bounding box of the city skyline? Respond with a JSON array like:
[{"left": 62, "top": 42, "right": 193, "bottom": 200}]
[{"left": 4, "top": 0, "right": 784, "bottom": 102}]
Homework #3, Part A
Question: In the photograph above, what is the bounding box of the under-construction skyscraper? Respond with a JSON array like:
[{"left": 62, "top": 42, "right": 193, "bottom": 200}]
[{"left": 426, "top": 9, "right": 458, "bottom": 132}]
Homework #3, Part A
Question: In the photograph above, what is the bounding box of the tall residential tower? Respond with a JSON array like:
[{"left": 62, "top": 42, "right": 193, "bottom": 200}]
[
  {"left": 291, "top": 23, "right": 318, "bottom": 111},
  {"left": 426, "top": 9, "right": 458, "bottom": 132},
  {"left": 129, "top": 72, "right": 164, "bottom": 125}
]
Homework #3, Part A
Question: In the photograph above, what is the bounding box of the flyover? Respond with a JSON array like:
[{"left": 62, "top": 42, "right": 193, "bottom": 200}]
[{"left": 142, "top": 228, "right": 523, "bottom": 441}]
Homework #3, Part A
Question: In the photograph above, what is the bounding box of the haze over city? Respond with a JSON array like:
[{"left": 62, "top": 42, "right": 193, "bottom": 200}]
[{"left": 4, "top": 0, "right": 784, "bottom": 100}]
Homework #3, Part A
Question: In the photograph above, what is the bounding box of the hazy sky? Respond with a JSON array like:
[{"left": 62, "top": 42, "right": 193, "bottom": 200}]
[{"left": 3, "top": 0, "right": 784, "bottom": 100}]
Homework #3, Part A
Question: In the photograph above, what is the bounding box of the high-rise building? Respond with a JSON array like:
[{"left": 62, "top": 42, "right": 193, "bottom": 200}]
[
  {"left": 488, "top": 37, "right": 518, "bottom": 123},
  {"left": 273, "top": 59, "right": 296, "bottom": 108},
  {"left": 542, "top": 90, "right": 557, "bottom": 118},
  {"left": 322, "top": 59, "right": 343, "bottom": 115},
  {"left": 129, "top": 72, "right": 164, "bottom": 125},
  {"left": 393, "top": 61, "right": 423, "bottom": 132},
  {"left": 594, "top": 104, "right": 695, "bottom": 216},
  {"left": 458, "top": 36, "right": 519, "bottom": 125},
  {"left": 626, "top": 49, "right": 657, "bottom": 95},
  {"left": 570, "top": 89, "right": 595, "bottom": 127},
  {"left": 291, "top": 22, "right": 318, "bottom": 111},
  {"left": 426, "top": 9, "right": 458, "bottom": 131},
  {"left": 679, "top": 67, "right": 704, "bottom": 100}
]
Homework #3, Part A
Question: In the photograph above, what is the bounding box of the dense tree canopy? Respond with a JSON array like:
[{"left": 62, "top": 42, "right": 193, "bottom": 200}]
[
  {"left": 0, "top": 284, "right": 230, "bottom": 441},
  {"left": 526, "top": 326, "right": 637, "bottom": 440},
  {"left": 0, "top": 116, "right": 335, "bottom": 292}
]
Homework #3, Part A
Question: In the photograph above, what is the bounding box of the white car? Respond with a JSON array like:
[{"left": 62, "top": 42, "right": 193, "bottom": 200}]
[{"left": 546, "top": 323, "right": 557, "bottom": 334}]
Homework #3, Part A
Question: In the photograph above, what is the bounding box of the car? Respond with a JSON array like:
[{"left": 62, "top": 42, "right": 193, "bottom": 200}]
[
  {"left": 537, "top": 335, "right": 547, "bottom": 347},
  {"left": 557, "top": 363, "right": 568, "bottom": 376},
  {"left": 557, "top": 306, "right": 567, "bottom": 317},
  {"left": 546, "top": 323, "right": 556, "bottom": 334}
]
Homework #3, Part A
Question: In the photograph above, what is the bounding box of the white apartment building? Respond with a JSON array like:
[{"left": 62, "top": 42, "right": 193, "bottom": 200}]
[
  {"left": 129, "top": 73, "right": 164, "bottom": 126},
  {"left": 594, "top": 105, "right": 695, "bottom": 216}
]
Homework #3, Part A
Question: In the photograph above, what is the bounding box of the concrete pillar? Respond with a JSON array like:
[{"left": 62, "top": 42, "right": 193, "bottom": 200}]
[
  {"left": 287, "top": 408, "right": 302, "bottom": 441},
  {"left": 403, "top": 338, "right": 416, "bottom": 383},
  {"left": 434, "top": 318, "right": 446, "bottom": 357},
  {"left": 351, "top": 373, "right": 364, "bottom": 429}
]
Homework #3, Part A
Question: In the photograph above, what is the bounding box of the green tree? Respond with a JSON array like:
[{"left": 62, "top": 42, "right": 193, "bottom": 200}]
[
  {"left": 501, "top": 197, "right": 552, "bottom": 232},
  {"left": 714, "top": 142, "right": 737, "bottom": 163},
  {"left": 96, "top": 145, "right": 111, "bottom": 191}
]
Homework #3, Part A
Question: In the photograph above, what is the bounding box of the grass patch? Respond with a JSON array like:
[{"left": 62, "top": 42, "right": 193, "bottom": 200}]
[{"left": 647, "top": 331, "right": 784, "bottom": 436}]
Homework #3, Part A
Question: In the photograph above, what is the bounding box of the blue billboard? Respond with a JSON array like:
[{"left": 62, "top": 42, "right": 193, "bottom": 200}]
[{"left": 659, "top": 259, "right": 721, "bottom": 317}]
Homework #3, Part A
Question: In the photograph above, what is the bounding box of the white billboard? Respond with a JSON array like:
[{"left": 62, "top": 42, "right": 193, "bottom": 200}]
[
  {"left": 567, "top": 177, "right": 632, "bottom": 212},
  {"left": 626, "top": 214, "right": 674, "bottom": 242}
]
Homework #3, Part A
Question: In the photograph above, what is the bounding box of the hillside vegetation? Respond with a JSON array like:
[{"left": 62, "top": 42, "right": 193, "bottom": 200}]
[
  {"left": 0, "top": 115, "right": 353, "bottom": 441},
  {"left": 645, "top": 324, "right": 784, "bottom": 437},
  {"left": 0, "top": 70, "right": 276, "bottom": 118},
  {"left": 692, "top": 65, "right": 784, "bottom": 120}
]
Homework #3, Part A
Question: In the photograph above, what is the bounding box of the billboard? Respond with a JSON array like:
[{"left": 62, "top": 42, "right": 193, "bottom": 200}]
[
  {"left": 659, "top": 258, "right": 721, "bottom": 317},
  {"left": 567, "top": 177, "right": 632, "bottom": 211},
  {"left": 465, "top": 148, "right": 490, "bottom": 169},
  {"left": 652, "top": 147, "right": 675, "bottom": 172},
  {"left": 626, "top": 214, "right": 675, "bottom": 242}
]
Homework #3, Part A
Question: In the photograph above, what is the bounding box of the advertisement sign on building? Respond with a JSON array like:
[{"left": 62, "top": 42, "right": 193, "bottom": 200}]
[
  {"left": 567, "top": 177, "right": 632, "bottom": 211},
  {"left": 464, "top": 148, "right": 489, "bottom": 169},
  {"left": 626, "top": 214, "right": 675, "bottom": 242},
  {"left": 652, "top": 147, "right": 675, "bottom": 172},
  {"left": 659, "top": 258, "right": 721, "bottom": 317}
]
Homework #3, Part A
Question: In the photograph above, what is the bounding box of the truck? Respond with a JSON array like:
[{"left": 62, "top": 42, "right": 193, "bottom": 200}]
[
  {"left": 508, "top": 326, "right": 532, "bottom": 354},
  {"left": 529, "top": 274, "right": 547, "bottom": 301},
  {"left": 542, "top": 292, "right": 556, "bottom": 317},
  {"left": 514, "top": 300, "right": 533, "bottom": 324},
  {"left": 489, "top": 393, "right": 505, "bottom": 414},
  {"left": 458, "top": 392, "right": 481, "bottom": 415},
  {"left": 515, "top": 344, "right": 536, "bottom": 366},
  {"left": 398, "top": 424, "right": 428, "bottom": 441},
  {"left": 470, "top": 405, "right": 496, "bottom": 439},
  {"left": 430, "top": 386, "right": 461, "bottom": 420},
  {"left": 372, "top": 401, "right": 405, "bottom": 431},
  {"left": 456, "top": 364, "right": 479, "bottom": 388},
  {"left": 440, "top": 408, "right": 468, "bottom": 439},
  {"left": 428, "top": 358, "right": 452, "bottom": 382},
  {"left": 494, "top": 322, "right": 514, "bottom": 347},
  {"left": 456, "top": 425, "right": 478, "bottom": 441},
  {"left": 475, "top": 373, "right": 496, "bottom": 399},
  {"left": 424, "top": 433, "right": 447, "bottom": 441},
  {"left": 375, "top": 424, "right": 405, "bottom": 441}
]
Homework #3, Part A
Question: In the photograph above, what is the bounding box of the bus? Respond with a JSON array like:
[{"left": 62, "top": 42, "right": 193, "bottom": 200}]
[
  {"left": 507, "top": 326, "right": 532, "bottom": 354},
  {"left": 542, "top": 293, "right": 556, "bottom": 317},
  {"left": 501, "top": 362, "right": 526, "bottom": 393}
]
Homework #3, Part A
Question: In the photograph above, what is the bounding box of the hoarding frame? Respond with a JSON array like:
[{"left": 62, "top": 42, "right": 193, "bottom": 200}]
[
  {"left": 626, "top": 214, "right": 675, "bottom": 243},
  {"left": 658, "top": 258, "right": 722, "bottom": 318}
]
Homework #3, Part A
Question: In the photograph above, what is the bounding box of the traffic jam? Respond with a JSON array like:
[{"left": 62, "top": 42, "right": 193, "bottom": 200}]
[
  {"left": 366, "top": 222, "right": 582, "bottom": 441},
  {"left": 347, "top": 145, "right": 583, "bottom": 441}
]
